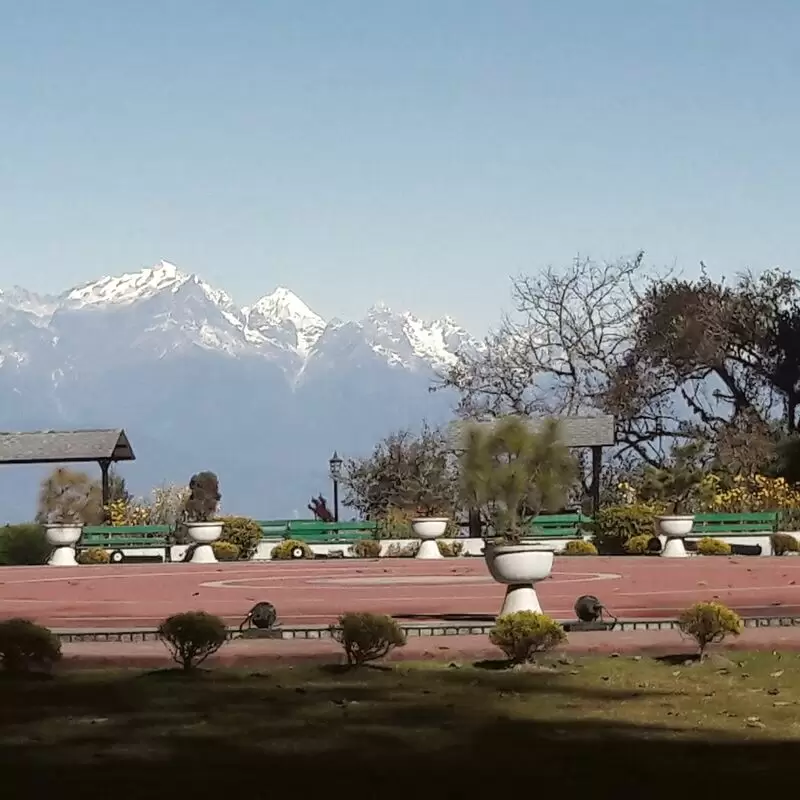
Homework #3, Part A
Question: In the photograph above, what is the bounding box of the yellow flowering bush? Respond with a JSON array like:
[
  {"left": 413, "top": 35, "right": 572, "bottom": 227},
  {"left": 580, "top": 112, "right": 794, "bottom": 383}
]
[
  {"left": 699, "top": 474, "right": 800, "bottom": 514},
  {"left": 106, "top": 498, "right": 152, "bottom": 526}
]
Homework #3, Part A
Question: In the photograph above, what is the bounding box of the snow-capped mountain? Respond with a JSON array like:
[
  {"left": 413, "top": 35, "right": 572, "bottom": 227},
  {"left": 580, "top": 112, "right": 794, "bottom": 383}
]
[
  {"left": 16, "top": 259, "right": 476, "bottom": 374},
  {"left": 0, "top": 260, "right": 478, "bottom": 521}
]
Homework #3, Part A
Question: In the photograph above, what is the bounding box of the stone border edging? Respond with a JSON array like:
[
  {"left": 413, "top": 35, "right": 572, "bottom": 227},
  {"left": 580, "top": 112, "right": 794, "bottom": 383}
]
[{"left": 50, "top": 614, "right": 800, "bottom": 643}]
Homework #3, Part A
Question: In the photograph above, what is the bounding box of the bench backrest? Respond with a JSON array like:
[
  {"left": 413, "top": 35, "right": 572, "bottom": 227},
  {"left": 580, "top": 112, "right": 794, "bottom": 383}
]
[
  {"left": 80, "top": 525, "right": 170, "bottom": 547},
  {"left": 525, "top": 513, "right": 590, "bottom": 538},
  {"left": 257, "top": 519, "right": 379, "bottom": 539},
  {"left": 692, "top": 512, "right": 778, "bottom": 534}
]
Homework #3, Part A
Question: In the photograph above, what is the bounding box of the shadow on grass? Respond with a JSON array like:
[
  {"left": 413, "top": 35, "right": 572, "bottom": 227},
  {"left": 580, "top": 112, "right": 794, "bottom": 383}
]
[{"left": 0, "top": 661, "right": 796, "bottom": 793}]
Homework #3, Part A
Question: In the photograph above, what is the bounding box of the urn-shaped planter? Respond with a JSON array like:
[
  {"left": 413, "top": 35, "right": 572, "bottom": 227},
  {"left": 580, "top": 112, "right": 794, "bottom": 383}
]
[
  {"left": 186, "top": 521, "right": 223, "bottom": 564},
  {"left": 411, "top": 517, "right": 448, "bottom": 559},
  {"left": 45, "top": 524, "right": 83, "bottom": 567},
  {"left": 657, "top": 515, "right": 694, "bottom": 558},
  {"left": 484, "top": 543, "right": 554, "bottom": 615}
]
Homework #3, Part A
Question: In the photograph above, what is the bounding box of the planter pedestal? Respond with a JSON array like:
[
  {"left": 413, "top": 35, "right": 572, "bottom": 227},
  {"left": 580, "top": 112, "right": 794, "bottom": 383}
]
[
  {"left": 411, "top": 517, "right": 448, "bottom": 560},
  {"left": 499, "top": 584, "right": 543, "bottom": 615},
  {"left": 485, "top": 545, "right": 554, "bottom": 616},
  {"left": 45, "top": 524, "right": 83, "bottom": 567},
  {"left": 186, "top": 522, "right": 223, "bottom": 564},
  {"left": 658, "top": 516, "right": 694, "bottom": 559}
]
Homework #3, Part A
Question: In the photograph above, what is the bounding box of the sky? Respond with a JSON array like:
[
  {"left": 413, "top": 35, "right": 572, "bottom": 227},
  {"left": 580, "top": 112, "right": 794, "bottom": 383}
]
[{"left": 0, "top": 1, "right": 798, "bottom": 334}]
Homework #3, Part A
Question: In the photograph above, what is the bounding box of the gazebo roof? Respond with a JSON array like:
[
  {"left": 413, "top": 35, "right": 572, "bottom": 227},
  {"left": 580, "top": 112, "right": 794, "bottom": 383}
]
[
  {"left": 446, "top": 415, "right": 615, "bottom": 449},
  {"left": 0, "top": 428, "right": 135, "bottom": 465}
]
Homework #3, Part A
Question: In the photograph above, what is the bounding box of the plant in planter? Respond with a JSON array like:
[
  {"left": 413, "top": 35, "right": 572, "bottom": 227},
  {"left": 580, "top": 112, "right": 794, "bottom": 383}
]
[
  {"left": 638, "top": 444, "right": 706, "bottom": 558},
  {"left": 182, "top": 471, "right": 222, "bottom": 564},
  {"left": 459, "top": 416, "right": 578, "bottom": 615},
  {"left": 36, "top": 468, "right": 103, "bottom": 567}
]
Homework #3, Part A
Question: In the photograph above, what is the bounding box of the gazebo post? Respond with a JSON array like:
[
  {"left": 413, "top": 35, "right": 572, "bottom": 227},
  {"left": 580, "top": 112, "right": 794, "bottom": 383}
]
[
  {"left": 99, "top": 458, "right": 112, "bottom": 509},
  {"left": 591, "top": 445, "right": 603, "bottom": 516}
]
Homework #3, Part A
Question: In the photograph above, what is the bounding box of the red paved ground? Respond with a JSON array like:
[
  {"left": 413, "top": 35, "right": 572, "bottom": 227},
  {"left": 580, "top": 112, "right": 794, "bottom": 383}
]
[{"left": 2, "top": 555, "right": 800, "bottom": 629}]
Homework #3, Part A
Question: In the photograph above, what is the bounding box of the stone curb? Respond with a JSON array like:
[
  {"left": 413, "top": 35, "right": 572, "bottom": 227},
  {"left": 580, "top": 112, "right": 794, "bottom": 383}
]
[{"left": 50, "top": 614, "right": 800, "bottom": 643}]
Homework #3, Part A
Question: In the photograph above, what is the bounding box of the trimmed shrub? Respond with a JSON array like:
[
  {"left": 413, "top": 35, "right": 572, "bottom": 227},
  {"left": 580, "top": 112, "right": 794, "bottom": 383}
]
[
  {"left": 0, "top": 524, "right": 50, "bottom": 566},
  {"left": 331, "top": 612, "right": 406, "bottom": 666},
  {"left": 219, "top": 516, "right": 262, "bottom": 560},
  {"left": 157, "top": 611, "right": 228, "bottom": 671},
  {"left": 376, "top": 508, "right": 414, "bottom": 539},
  {"left": 384, "top": 541, "right": 419, "bottom": 558},
  {"left": 0, "top": 618, "right": 62, "bottom": 674},
  {"left": 591, "top": 504, "right": 658, "bottom": 554},
  {"left": 350, "top": 539, "right": 382, "bottom": 558},
  {"left": 212, "top": 541, "right": 240, "bottom": 561},
  {"left": 677, "top": 601, "right": 742, "bottom": 658},
  {"left": 489, "top": 611, "right": 567, "bottom": 664},
  {"left": 696, "top": 537, "right": 732, "bottom": 556},
  {"left": 271, "top": 539, "right": 313, "bottom": 560},
  {"left": 624, "top": 534, "right": 654, "bottom": 555},
  {"left": 77, "top": 547, "right": 111, "bottom": 565},
  {"left": 772, "top": 532, "right": 800, "bottom": 556},
  {"left": 562, "top": 539, "right": 598, "bottom": 556},
  {"left": 437, "top": 540, "right": 464, "bottom": 557}
]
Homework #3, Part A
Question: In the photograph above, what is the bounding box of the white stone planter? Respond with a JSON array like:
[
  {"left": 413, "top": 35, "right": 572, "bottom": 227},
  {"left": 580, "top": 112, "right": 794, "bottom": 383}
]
[
  {"left": 45, "top": 524, "right": 83, "bottom": 566},
  {"left": 411, "top": 517, "right": 448, "bottom": 559},
  {"left": 186, "top": 521, "right": 223, "bottom": 564},
  {"left": 484, "top": 543, "right": 554, "bottom": 615},
  {"left": 657, "top": 515, "right": 694, "bottom": 558}
]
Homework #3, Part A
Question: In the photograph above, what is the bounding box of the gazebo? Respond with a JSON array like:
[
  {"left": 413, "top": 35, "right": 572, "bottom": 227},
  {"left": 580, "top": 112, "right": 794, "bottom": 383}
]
[
  {"left": 447, "top": 414, "right": 616, "bottom": 520},
  {"left": 0, "top": 428, "right": 136, "bottom": 507}
]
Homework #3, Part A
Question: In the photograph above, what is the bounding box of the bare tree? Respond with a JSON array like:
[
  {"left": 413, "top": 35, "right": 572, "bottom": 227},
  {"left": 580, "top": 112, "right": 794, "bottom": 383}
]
[{"left": 438, "top": 253, "right": 679, "bottom": 467}]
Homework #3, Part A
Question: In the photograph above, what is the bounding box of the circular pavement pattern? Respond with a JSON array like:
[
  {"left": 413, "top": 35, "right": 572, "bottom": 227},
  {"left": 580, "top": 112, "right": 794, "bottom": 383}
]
[{"left": 1, "top": 556, "right": 800, "bottom": 628}]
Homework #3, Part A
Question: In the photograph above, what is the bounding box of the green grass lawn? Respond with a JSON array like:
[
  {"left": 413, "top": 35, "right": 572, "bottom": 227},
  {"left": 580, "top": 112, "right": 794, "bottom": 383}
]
[{"left": 1, "top": 652, "right": 799, "bottom": 793}]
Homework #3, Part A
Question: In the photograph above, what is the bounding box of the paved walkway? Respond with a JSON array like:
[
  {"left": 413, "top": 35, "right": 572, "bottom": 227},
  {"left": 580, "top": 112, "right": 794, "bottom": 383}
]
[{"left": 4, "top": 555, "right": 800, "bottom": 628}]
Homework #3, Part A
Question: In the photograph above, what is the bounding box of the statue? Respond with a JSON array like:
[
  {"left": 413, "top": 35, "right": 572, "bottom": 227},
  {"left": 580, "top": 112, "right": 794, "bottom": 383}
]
[{"left": 308, "top": 495, "right": 334, "bottom": 522}]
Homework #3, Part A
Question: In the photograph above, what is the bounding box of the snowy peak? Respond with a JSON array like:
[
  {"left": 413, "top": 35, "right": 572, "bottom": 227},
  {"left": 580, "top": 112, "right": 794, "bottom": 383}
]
[
  {"left": 360, "top": 304, "right": 475, "bottom": 369},
  {"left": 1, "top": 260, "right": 476, "bottom": 376},
  {"left": 66, "top": 260, "right": 191, "bottom": 306},
  {"left": 245, "top": 287, "right": 326, "bottom": 356}
]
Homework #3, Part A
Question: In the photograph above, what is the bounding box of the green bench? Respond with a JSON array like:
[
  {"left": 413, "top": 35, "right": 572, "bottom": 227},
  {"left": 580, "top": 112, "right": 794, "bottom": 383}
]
[
  {"left": 80, "top": 525, "right": 172, "bottom": 563},
  {"left": 691, "top": 512, "right": 778, "bottom": 537},
  {"left": 524, "top": 513, "right": 591, "bottom": 539},
  {"left": 283, "top": 520, "right": 378, "bottom": 545}
]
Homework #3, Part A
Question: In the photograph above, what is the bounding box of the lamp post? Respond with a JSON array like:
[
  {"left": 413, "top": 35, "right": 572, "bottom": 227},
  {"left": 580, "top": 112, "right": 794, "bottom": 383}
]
[{"left": 329, "top": 451, "right": 343, "bottom": 522}]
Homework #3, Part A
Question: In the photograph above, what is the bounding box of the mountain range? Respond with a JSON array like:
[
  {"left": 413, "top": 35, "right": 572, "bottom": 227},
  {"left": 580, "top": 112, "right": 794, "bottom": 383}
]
[{"left": 0, "top": 261, "right": 479, "bottom": 520}]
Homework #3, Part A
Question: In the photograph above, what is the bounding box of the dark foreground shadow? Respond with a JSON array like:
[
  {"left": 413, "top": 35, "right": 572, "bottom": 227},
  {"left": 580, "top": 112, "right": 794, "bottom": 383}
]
[{"left": 0, "top": 663, "right": 794, "bottom": 796}]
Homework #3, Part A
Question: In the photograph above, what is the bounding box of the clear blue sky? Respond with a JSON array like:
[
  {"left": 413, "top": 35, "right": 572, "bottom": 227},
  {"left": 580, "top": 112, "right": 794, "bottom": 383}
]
[{"left": 0, "top": 1, "right": 797, "bottom": 333}]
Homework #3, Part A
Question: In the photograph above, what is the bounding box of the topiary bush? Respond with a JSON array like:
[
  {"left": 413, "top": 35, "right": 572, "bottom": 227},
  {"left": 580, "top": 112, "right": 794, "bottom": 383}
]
[
  {"left": 437, "top": 540, "right": 464, "bottom": 557},
  {"left": 772, "top": 532, "right": 800, "bottom": 556},
  {"left": 211, "top": 541, "right": 240, "bottom": 561},
  {"left": 384, "top": 541, "right": 420, "bottom": 558},
  {"left": 591, "top": 504, "right": 659, "bottom": 554},
  {"left": 350, "top": 539, "right": 382, "bottom": 558},
  {"left": 562, "top": 539, "right": 598, "bottom": 556},
  {"left": 489, "top": 611, "right": 567, "bottom": 664},
  {"left": 157, "top": 611, "right": 228, "bottom": 672},
  {"left": 184, "top": 472, "right": 221, "bottom": 522},
  {"left": 331, "top": 612, "right": 406, "bottom": 666},
  {"left": 0, "top": 618, "right": 62, "bottom": 675},
  {"left": 677, "top": 601, "right": 742, "bottom": 659},
  {"left": 219, "top": 516, "right": 262, "bottom": 560},
  {"left": 696, "top": 537, "right": 732, "bottom": 556},
  {"left": 0, "top": 524, "right": 50, "bottom": 566},
  {"left": 271, "top": 539, "right": 313, "bottom": 560},
  {"left": 77, "top": 547, "right": 111, "bottom": 565}
]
